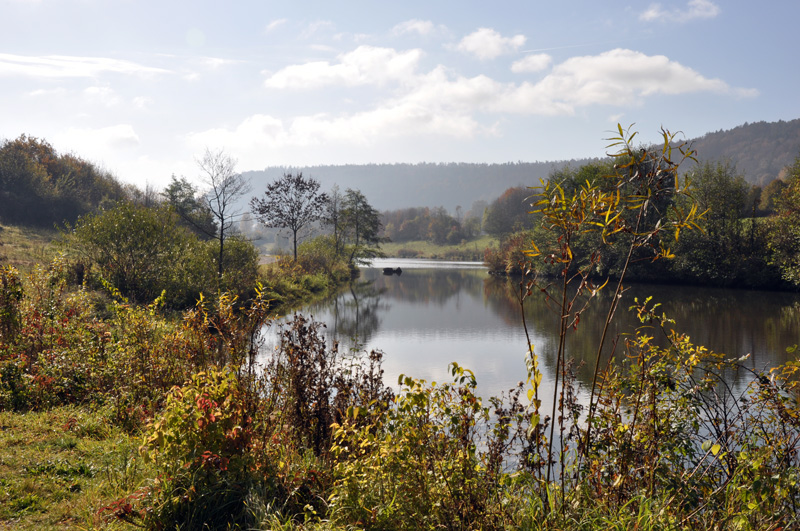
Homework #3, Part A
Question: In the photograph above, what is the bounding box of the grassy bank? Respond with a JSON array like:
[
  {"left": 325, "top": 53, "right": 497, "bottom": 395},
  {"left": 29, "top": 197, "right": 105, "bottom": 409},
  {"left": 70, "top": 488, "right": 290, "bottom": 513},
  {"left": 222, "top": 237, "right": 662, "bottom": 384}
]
[
  {"left": 0, "top": 406, "right": 150, "bottom": 530},
  {"left": 0, "top": 228, "right": 351, "bottom": 529},
  {"left": 381, "top": 234, "right": 496, "bottom": 261}
]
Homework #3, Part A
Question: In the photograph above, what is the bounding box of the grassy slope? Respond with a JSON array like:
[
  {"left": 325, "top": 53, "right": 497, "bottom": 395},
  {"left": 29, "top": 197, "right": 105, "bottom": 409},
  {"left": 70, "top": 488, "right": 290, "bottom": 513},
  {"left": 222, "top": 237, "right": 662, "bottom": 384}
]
[
  {"left": 0, "top": 224, "right": 59, "bottom": 273},
  {"left": 0, "top": 223, "right": 144, "bottom": 530}
]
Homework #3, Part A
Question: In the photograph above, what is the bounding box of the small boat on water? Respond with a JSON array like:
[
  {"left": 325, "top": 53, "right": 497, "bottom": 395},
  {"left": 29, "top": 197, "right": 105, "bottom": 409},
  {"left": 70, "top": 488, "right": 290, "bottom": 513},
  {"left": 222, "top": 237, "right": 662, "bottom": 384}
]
[{"left": 382, "top": 267, "right": 403, "bottom": 275}]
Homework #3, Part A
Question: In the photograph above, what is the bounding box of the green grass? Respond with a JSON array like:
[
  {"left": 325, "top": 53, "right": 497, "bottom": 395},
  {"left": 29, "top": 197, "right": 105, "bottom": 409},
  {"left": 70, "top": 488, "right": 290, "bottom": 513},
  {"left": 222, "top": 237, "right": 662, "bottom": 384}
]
[
  {"left": 0, "top": 405, "right": 151, "bottom": 530},
  {"left": 381, "top": 234, "right": 497, "bottom": 261},
  {"left": 0, "top": 224, "right": 59, "bottom": 274}
]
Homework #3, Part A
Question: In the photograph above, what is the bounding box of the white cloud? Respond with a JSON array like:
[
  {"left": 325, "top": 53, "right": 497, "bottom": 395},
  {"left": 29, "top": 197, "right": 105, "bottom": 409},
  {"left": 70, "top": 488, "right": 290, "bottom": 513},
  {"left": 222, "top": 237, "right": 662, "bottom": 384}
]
[
  {"left": 84, "top": 86, "right": 120, "bottom": 107},
  {"left": 487, "top": 49, "right": 741, "bottom": 116},
  {"left": 300, "top": 20, "right": 334, "bottom": 39},
  {"left": 640, "top": 0, "right": 720, "bottom": 22},
  {"left": 264, "top": 45, "right": 424, "bottom": 89},
  {"left": 53, "top": 124, "right": 140, "bottom": 162},
  {"left": 264, "top": 18, "right": 287, "bottom": 33},
  {"left": 200, "top": 47, "right": 753, "bottom": 159},
  {"left": 393, "top": 19, "right": 435, "bottom": 36},
  {"left": 539, "top": 49, "right": 730, "bottom": 105},
  {"left": 28, "top": 87, "right": 66, "bottom": 97},
  {"left": 511, "top": 54, "right": 552, "bottom": 73},
  {"left": 132, "top": 96, "right": 153, "bottom": 110},
  {"left": 456, "top": 28, "right": 526, "bottom": 60},
  {"left": 0, "top": 53, "right": 169, "bottom": 78},
  {"left": 188, "top": 105, "right": 481, "bottom": 163},
  {"left": 201, "top": 57, "right": 241, "bottom": 69}
]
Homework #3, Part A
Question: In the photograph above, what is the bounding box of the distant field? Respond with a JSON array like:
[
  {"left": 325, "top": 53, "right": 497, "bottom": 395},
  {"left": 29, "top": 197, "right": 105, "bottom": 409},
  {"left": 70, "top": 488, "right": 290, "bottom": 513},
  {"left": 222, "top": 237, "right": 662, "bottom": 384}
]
[
  {"left": 380, "top": 235, "right": 497, "bottom": 261},
  {"left": 0, "top": 224, "right": 58, "bottom": 272}
]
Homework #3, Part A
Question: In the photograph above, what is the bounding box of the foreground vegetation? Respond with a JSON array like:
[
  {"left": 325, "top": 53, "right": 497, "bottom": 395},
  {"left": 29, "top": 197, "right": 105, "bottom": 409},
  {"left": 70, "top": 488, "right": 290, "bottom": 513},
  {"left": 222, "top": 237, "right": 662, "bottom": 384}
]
[
  {"left": 1, "top": 127, "right": 799, "bottom": 529},
  {"left": 2, "top": 255, "right": 799, "bottom": 529}
]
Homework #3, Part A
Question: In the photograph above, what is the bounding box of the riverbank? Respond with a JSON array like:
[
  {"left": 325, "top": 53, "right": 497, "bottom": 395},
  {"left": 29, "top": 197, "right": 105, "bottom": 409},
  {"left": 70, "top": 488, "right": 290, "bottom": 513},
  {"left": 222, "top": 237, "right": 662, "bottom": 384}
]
[{"left": 380, "top": 234, "right": 496, "bottom": 261}]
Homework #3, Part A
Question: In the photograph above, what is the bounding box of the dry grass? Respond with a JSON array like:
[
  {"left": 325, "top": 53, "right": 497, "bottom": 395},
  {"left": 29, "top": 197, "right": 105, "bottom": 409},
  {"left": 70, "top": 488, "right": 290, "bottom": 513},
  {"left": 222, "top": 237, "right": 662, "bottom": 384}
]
[{"left": 0, "top": 224, "right": 58, "bottom": 273}]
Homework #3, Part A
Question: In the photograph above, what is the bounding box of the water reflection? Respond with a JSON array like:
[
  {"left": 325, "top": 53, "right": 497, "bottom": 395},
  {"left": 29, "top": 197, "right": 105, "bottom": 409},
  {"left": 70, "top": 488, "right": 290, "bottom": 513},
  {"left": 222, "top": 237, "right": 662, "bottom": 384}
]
[
  {"left": 486, "top": 278, "right": 800, "bottom": 392},
  {"left": 265, "top": 259, "right": 800, "bottom": 403},
  {"left": 304, "top": 279, "right": 388, "bottom": 347}
]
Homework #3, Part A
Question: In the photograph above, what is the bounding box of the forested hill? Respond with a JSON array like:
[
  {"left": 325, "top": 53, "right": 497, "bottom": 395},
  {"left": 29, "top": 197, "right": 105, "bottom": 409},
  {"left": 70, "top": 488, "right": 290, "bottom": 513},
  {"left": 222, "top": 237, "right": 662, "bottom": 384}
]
[
  {"left": 245, "top": 118, "right": 800, "bottom": 211},
  {"left": 0, "top": 135, "right": 128, "bottom": 226},
  {"left": 243, "top": 160, "right": 591, "bottom": 213},
  {"left": 690, "top": 118, "right": 800, "bottom": 185}
]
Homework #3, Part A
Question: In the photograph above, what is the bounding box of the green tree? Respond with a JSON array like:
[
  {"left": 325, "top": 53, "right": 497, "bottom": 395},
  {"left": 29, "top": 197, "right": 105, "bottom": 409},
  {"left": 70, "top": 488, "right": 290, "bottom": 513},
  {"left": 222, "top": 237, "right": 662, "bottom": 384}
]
[
  {"left": 162, "top": 175, "right": 218, "bottom": 240},
  {"left": 323, "top": 185, "right": 346, "bottom": 256},
  {"left": 769, "top": 154, "right": 800, "bottom": 285},
  {"left": 342, "top": 188, "right": 384, "bottom": 265},
  {"left": 250, "top": 172, "right": 328, "bottom": 261},
  {"left": 670, "top": 161, "right": 776, "bottom": 286},
  {"left": 761, "top": 177, "right": 788, "bottom": 215},
  {"left": 0, "top": 135, "right": 126, "bottom": 225},
  {"left": 426, "top": 207, "right": 454, "bottom": 244},
  {"left": 482, "top": 187, "right": 534, "bottom": 236}
]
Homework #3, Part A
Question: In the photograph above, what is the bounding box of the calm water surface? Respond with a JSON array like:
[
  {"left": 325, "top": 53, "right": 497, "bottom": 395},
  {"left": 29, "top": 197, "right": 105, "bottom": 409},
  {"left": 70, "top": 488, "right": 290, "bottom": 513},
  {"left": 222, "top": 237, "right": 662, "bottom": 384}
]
[{"left": 263, "top": 258, "right": 800, "bottom": 405}]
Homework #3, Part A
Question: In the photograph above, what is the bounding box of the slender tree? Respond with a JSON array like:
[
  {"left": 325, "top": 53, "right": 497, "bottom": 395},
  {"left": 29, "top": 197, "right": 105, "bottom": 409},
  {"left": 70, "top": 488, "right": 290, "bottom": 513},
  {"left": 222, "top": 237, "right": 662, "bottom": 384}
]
[
  {"left": 196, "top": 149, "right": 250, "bottom": 281},
  {"left": 250, "top": 172, "right": 328, "bottom": 261},
  {"left": 324, "top": 185, "right": 346, "bottom": 256}
]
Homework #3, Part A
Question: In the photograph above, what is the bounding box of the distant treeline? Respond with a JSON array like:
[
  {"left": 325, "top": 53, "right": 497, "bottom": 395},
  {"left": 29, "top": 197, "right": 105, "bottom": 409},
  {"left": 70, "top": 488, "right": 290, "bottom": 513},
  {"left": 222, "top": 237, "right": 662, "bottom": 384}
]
[
  {"left": 380, "top": 186, "right": 536, "bottom": 244},
  {"left": 0, "top": 135, "right": 129, "bottom": 226},
  {"left": 244, "top": 161, "right": 584, "bottom": 213}
]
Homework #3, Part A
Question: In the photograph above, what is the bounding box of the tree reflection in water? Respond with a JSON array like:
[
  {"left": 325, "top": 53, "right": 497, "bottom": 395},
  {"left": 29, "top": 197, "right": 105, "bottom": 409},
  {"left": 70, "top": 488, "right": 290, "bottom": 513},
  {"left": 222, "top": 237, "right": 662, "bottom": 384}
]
[{"left": 266, "top": 260, "right": 800, "bottom": 402}]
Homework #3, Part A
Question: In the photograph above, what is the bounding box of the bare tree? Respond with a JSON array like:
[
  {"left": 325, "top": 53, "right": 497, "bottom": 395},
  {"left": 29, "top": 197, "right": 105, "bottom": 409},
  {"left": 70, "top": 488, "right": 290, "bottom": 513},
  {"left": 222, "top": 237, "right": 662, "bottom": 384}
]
[
  {"left": 324, "top": 185, "right": 345, "bottom": 256},
  {"left": 250, "top": 172, "right": 328, "bottom": 261},
  {"left": 197, "top": 148, "right": 250, "bottom": 279}
]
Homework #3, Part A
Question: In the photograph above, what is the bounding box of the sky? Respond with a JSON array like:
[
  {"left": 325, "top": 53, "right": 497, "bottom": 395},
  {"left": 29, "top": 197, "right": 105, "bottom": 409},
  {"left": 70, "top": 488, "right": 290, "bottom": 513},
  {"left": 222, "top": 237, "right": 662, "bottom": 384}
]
[{"left": 1, "top": 0, "right": 798, "bottom": 191}]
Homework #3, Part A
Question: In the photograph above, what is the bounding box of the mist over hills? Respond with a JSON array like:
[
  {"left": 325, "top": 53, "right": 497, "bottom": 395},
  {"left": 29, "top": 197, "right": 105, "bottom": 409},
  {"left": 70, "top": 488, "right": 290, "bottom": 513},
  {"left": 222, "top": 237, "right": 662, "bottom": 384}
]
[
  {"left": 244, "top": 118, "right": 800, "bottom": 212},
  {"left": 244, "top": 160, "right": 587, "bottom": 213}
]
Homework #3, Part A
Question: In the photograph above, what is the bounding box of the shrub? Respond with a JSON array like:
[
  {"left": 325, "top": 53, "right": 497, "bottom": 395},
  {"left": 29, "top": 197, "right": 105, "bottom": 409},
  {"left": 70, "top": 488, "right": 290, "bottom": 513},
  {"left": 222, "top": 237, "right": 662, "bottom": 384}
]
[
  {"left": 330, "top": 364, "right": 523, "bottom": 530},
  {"left": 0, "top": 265, "right": 23, "bottom": 341},
  {"left": 140, "top": 368, "right": 260, "bottom": 529},
  {"left": 62, "top": 202, "right": 208, "bottom": 306}
]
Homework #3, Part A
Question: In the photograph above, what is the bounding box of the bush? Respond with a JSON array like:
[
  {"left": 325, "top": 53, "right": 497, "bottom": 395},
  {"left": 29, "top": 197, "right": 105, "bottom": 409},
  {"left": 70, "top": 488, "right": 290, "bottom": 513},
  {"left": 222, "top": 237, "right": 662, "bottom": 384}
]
[
  {"left": 297, "top": 235, "right": 351, "bottom": 281},
  {"left": 140, "top": 368, "right": 259, "bottom": 529},
  {"left": 62, "top": 202, "right": 208, "bottom": 306},
  {"left": 330, "top": 364, "right": 523, "bottom": 530},
  {"left": 0, "top": 265, "right": 23, "bottom": 340}
]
